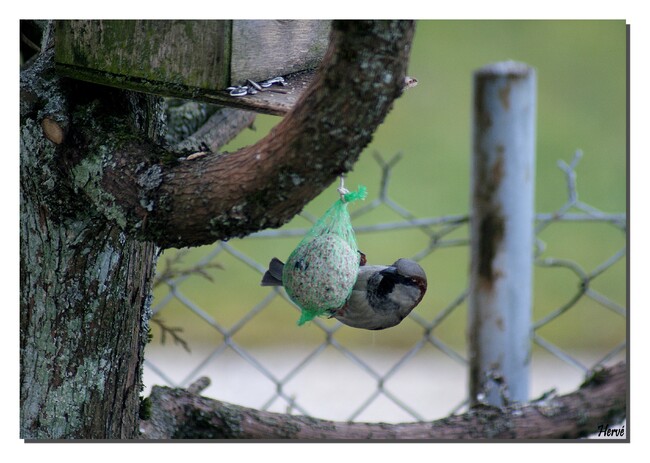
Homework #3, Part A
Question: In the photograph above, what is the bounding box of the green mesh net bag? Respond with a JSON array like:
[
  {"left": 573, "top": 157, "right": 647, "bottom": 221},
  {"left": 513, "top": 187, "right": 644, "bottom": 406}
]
[{"left": 283, "top": 184, "right": 367, "bottom": 325}]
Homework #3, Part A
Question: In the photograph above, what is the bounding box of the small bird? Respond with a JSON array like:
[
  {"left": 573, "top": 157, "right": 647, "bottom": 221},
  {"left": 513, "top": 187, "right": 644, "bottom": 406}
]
[{"left": 261, "top": 255, "right": 427, "bottom": 330}]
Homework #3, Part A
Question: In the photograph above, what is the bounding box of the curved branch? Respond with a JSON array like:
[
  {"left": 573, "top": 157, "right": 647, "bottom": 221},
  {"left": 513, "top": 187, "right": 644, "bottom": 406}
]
[
  {"left": 140, "top": 361, "right": 626, "bottom": 440},
  {"left": 66, "top": 20, "right": 415, "bottom": 249},
  {"left": 156, "top": 20, "right": 414, "bottom": 248}
]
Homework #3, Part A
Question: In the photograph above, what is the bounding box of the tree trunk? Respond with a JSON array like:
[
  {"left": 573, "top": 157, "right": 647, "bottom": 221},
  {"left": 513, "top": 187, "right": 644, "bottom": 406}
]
[
  {"left": 20, "top": 20, "right": 415, "bottom": 439},
  {"left": 20, "top": 25, "right": 162, "bottom": 438},
  {"left": 20, "top": 193, "right": 157, "bottom": 438}
]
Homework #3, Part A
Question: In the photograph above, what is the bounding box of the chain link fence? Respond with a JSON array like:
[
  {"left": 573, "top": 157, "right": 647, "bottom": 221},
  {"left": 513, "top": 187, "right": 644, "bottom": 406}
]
[{"left": 143, "top": 149, "right": 626, "bottom": 423}]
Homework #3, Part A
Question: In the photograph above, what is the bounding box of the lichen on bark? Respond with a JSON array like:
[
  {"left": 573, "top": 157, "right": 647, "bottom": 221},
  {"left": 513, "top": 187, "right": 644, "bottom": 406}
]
[{"left": 20, "top": 22, "right": 159, "bottom": 439}]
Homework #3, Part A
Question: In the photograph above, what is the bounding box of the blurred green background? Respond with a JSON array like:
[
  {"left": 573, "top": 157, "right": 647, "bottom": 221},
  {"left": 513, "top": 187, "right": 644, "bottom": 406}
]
[{"left": 151, "top": 20, "right": 626, "bottom": 355}]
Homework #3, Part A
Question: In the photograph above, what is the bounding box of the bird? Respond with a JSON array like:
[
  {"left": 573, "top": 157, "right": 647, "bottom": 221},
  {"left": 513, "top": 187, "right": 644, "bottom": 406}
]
[{"left": 261, "top": 254, "right": 427, "bottom": 330}]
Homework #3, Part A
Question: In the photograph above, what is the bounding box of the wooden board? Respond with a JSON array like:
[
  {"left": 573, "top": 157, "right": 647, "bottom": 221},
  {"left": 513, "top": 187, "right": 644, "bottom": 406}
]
[
  {"left": 54, "top": 20, "right": 330, "bottom": 115},
  {"left": 200, "top": 70, "right": 317, "bottom": 116},
  {"left": 55, "top": 20, "right": 231, "bottom": 90},
  {"left": 230, "top": 20, "right": 330, "bottom": 85}
]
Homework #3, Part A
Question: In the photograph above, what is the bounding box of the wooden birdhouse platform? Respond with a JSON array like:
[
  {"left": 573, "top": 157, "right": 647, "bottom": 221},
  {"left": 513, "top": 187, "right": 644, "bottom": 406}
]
[{"left": 54, "top": 20, "right": 331, "bottom": 116}]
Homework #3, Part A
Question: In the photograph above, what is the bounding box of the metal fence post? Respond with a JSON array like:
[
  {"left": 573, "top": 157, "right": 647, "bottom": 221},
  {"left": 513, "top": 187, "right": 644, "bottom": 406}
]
[{"left": 468, "top": 61, "right": 537, "bottom": 407}]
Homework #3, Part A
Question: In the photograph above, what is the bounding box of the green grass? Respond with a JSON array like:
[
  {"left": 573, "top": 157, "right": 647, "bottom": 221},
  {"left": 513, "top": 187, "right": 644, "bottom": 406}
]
[{"left": 150, "top": 20, "right": 627, "bottom": 352}]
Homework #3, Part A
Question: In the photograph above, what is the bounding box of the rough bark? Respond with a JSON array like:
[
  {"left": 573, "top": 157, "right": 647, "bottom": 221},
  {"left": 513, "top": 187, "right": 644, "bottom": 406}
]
[
  {"left": 20, "top": 20, "right": 415, "bottom": 439},
  {"left": 20, "top": 23, "right": 160, "bottom": 439},
  {"left": 140, "top": 362, "right": 627, "bottom": 440}
]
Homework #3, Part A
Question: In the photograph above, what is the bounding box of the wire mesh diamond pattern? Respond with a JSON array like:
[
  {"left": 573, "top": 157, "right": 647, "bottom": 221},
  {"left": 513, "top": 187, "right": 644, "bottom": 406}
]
[{"left": 144, "top": 150, "right": 626, "bottom": 422}]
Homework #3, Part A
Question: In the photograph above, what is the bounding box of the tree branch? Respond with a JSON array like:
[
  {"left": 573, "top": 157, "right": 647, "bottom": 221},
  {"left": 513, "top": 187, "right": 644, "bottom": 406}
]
[
  {"left": 56, "top": 20, "right": 415, "bottom": 249},
  {"left": 172, "top": 107, "right": 256, "bottom": 154},
  {"left": 140, "top": 361, "right": 626, "bottom": 440}
]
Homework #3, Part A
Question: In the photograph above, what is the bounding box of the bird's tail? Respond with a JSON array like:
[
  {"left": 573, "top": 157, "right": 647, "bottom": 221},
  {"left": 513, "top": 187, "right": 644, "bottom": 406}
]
[{"left": 260, "top": 257, "right": 285, "bottom": 286}]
